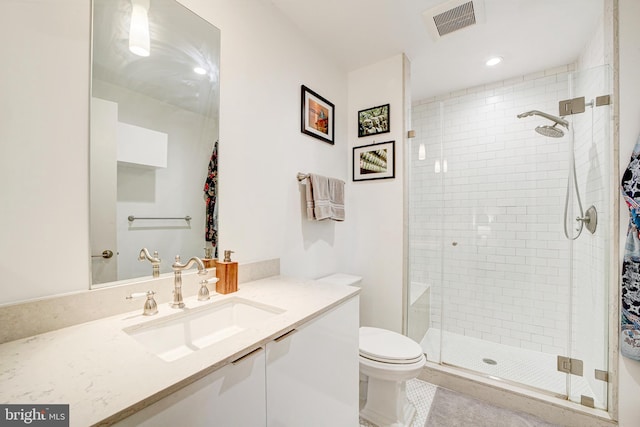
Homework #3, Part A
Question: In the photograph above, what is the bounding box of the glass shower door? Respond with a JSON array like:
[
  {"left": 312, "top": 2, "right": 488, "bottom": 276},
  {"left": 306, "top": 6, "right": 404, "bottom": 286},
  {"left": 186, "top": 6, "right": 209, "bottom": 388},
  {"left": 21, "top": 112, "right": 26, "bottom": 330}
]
[
  {"left": 435, "top": 77, "right": 573, "bottom": 397},
  {"left": 407, "top": 65, "right": 611, "bottom": 409},
  {"left": 565, "top": 64, "right": 611, "bottom": 410}
]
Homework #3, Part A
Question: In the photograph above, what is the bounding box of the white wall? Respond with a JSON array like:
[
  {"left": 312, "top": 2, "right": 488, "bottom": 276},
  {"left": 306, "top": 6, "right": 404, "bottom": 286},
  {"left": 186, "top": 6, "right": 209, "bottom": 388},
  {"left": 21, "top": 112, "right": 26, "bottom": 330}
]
[
  {"left": 347, "top": 55, "right": 407, "bottom": 333},
  {"left": 180, "top": 0, "right": 351, "bottom": 280},
  {"left": 0, "top": 0, "right": 350, "bottom": 304},
  {"left": 0, "top": 0, "right": 90, "bottom": 304},
  {"left": 618, "top": 0, "right": 640, "bottom": 424}
]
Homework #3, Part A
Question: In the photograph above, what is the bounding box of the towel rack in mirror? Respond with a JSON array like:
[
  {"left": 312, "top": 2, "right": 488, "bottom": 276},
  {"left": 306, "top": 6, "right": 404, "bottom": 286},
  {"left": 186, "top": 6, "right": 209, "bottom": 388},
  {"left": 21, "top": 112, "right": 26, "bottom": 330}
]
[{"left": 128, "top": 215, "right": 192, "bottom": 222}]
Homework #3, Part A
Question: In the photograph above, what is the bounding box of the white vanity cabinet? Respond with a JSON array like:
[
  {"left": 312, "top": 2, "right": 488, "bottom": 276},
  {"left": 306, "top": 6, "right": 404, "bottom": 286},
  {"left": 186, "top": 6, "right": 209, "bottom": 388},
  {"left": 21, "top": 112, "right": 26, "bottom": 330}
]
[
  {"left": 113, "top": 294, "right": 359, "bottom": 427},
  {"left": 114, "top": 347, "right": 266, "bottom": 427},
  {"left": 265, "top": 296, "right": 360, "bottom": 427}
]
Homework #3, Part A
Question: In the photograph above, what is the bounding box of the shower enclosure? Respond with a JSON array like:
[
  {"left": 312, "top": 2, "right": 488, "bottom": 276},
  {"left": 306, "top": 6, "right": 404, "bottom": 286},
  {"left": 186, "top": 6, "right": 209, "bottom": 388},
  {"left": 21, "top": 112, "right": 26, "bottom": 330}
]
[{"left": 407, "top": 64, "right": 612, "bottom": 410}]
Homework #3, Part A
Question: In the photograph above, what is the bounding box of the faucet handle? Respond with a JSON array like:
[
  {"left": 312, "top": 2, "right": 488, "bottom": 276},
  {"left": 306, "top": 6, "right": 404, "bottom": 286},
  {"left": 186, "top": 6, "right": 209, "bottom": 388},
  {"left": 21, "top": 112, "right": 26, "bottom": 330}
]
[
  {"left": 126, "top": 290, "right": 158, "bottom": 316},
  {"left": 198, "top": 277, "right": 219, "bottom": 301},
  {"left": 127, "top": 292, "right": 148, "bottom": 299}
]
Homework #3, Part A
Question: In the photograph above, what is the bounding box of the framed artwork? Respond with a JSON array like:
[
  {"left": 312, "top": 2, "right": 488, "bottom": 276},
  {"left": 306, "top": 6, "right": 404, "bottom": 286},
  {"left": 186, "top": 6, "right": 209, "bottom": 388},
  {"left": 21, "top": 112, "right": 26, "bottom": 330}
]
[
  {"left": 353, "top": 140, "right": 395, "bottom": 181},
  {"left": 301, "top": 85, "right": 334, "bottom": 144},
  {"left": 358, "top": 103, "right": 390, "bottom": 137}
]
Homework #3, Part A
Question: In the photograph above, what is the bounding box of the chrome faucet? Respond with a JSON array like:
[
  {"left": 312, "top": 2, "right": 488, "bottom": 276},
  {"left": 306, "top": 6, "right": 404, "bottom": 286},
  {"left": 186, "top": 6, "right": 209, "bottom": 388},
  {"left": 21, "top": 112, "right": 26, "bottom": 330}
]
[
  {"left": 171, "top": 255, "right": 208, "bottom": 308},
  {"left": 138, "top": 248, "right": 161, "bottom": 278}
]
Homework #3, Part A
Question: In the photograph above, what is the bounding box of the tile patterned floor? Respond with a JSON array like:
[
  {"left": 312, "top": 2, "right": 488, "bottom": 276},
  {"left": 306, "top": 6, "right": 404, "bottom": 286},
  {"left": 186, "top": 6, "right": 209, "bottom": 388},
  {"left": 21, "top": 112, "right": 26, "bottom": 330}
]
[
  {"left": 358, "top": 328, "right": 607, "bottom": 426},
  {"left": 359, "top": 379, "right": 437, "bottom": 427},
  {"left": 359, "top": 378, "right": 559, "bottom": 427}
]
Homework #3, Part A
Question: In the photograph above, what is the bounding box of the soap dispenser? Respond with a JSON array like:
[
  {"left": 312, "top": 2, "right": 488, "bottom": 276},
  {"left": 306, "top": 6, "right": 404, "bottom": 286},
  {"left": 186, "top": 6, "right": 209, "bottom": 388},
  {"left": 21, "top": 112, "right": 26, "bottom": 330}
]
[
  {"left": 202, "top": 247, "right": 217, "bottom": 269},
  {"left": 215, "top": 250, "right": 238, "bottom": 294}
]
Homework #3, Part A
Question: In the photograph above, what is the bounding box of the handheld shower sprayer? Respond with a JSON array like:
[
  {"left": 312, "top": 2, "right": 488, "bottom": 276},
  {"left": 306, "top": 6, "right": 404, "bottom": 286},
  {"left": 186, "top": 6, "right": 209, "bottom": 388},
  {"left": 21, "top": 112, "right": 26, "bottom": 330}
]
[
  {"left": 515, "top": 107, "right": 597, "bottom": 239},
  {"left": 516, "top": 110, "right": 569, "bottom": 128}
]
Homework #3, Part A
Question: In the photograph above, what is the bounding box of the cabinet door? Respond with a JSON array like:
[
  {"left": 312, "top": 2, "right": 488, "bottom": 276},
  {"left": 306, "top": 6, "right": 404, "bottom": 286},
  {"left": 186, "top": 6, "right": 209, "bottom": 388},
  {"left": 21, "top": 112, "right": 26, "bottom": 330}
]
[
  {"left": 115, "top": 348, "right": 266, "bottom": 427},
  {"left": 266, "top": 296, "right": 359, "bottom": 427}
]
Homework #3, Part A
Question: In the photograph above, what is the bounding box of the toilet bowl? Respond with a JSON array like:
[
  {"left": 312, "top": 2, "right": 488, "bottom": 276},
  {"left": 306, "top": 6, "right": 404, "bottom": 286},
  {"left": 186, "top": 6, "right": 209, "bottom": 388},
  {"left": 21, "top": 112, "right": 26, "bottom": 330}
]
[
  {"left": 359, "top": 326, "right": 425, "bottom": 427},
  {"left": 316, "top": 274, "right": 426, "bottom": 427}
]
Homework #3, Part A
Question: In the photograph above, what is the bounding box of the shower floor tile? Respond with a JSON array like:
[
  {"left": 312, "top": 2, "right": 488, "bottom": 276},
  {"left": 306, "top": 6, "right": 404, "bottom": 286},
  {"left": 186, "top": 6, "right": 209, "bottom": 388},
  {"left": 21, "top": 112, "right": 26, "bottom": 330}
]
[{"left": 420, "top": 328, "right": 603, "bottom": 408}]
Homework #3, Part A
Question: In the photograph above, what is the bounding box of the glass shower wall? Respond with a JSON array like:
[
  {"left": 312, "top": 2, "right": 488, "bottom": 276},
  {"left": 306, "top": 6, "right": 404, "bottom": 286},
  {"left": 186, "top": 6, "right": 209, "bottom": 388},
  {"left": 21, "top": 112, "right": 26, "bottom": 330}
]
[
  {"left": 408, "top": 64, "right": 611, "bottom": 408},
  {"left": 407, "top": 102, "right": 445, "bottom": 355},
  {"left": 567, "top": 64, "right": 611, "bottom": 409}
]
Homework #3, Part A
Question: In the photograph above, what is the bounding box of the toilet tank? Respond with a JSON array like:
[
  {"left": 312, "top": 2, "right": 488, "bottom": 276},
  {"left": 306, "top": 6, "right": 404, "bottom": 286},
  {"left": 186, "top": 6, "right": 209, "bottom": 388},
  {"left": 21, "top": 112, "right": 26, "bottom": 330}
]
[{"left": 316, "top": 273, "right": 362, "bottom": 287}]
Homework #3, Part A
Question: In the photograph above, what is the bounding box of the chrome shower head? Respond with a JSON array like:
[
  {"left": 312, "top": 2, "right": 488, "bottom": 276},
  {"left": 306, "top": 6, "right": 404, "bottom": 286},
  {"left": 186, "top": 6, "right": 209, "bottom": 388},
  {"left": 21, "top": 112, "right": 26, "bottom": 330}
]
[
  {"left": 535, "top": 124, "right": 564, "bottom": 138},
  {"left": 517, "top": 109, "right": 569, "bottom": 130}
]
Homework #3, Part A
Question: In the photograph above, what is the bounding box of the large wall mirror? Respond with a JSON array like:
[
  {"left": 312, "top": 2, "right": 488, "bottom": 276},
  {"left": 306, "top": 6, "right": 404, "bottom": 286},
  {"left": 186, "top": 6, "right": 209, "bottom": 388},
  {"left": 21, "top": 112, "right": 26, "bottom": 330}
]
[{"left": 90, "top": 0, "right": 220, "bottom": 287}]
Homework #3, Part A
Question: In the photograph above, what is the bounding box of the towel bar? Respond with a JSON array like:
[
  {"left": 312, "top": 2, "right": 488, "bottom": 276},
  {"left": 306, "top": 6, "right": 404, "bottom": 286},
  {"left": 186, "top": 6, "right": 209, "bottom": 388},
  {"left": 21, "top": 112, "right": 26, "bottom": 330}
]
[
  {"left": 128, "top": 215, "right": 192, "bottom": 222},
  {"left": 297, "top": 172, "right": 309, "bottom": 181}
]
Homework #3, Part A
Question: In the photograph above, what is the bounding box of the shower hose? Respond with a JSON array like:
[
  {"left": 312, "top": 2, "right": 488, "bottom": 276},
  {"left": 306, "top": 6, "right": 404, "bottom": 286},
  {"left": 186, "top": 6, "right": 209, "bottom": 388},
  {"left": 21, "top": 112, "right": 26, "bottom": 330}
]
[{"left": 563, "top": 141, "right": 585, "bottom": 241}]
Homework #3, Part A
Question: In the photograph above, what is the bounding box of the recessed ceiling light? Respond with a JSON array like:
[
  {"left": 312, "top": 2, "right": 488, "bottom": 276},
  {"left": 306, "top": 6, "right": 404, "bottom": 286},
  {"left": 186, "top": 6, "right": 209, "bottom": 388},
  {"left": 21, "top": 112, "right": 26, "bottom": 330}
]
[
  {"left": 194, "top": 67, "right": 207, "bottom": 75},
  {"left": 486, "top": 56, "right": 503, "bottom": 67}
]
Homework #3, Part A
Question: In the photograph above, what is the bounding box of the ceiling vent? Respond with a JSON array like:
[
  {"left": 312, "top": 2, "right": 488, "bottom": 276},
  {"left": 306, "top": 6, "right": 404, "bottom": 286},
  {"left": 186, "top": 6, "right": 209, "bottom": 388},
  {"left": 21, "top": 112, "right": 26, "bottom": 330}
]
[{"left": 422, "top": 0, "right": 485, "bottom": 40}]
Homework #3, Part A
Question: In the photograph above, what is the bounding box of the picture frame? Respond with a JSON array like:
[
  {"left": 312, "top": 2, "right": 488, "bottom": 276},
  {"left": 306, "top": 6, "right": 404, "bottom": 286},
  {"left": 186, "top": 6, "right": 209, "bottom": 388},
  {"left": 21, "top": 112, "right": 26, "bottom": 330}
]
[
  {"left": 353, "top": 140, "right": 395, "bottom": 181},
  {"left": 301, "top": 85, "right": 334, "bottom": 144},
  {"left": 358, "top": 103, "right": 390, "bottom": 138}
]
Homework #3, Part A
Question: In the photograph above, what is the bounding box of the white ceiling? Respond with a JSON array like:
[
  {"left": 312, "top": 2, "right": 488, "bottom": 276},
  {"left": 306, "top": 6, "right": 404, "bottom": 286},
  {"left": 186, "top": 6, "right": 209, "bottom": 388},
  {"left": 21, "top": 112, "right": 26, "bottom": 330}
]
[
  {"left": 92, "top": 0, "right": 220, "bottom": 117},
  {"left": 266, "top": 0, "right": 603, "bottom": 101}
]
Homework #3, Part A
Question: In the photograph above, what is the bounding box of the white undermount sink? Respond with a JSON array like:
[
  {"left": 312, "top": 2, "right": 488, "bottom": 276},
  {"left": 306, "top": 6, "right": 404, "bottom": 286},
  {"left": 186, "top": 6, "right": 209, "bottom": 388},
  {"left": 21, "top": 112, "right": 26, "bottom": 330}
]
[{"left": 123, "top": 297, "right": 285, "bottom": 362}]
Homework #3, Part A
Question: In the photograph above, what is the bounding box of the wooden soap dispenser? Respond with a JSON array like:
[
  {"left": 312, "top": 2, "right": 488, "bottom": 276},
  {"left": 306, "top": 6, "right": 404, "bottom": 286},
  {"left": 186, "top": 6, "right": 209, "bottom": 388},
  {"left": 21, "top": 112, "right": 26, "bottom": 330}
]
[{"left": 216, "top": 250, "right": 238, "bottom": 294}]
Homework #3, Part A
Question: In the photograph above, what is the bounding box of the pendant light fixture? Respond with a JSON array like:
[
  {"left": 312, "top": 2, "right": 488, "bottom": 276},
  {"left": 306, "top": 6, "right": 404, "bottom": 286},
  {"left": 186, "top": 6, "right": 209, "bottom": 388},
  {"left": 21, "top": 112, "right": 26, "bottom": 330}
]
[
  {"left": 418, "top": 143, "right": 426, "bottom": 160},
  {"left": 129, "top": 0, "right": 150, "bottom": 57}
]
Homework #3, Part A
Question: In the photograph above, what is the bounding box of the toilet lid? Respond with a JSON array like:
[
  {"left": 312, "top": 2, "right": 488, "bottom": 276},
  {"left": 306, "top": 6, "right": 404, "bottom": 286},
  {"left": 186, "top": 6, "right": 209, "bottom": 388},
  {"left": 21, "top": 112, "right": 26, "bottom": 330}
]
[{"left": 359, "top": 327, "right": 424, "bottom": 364}]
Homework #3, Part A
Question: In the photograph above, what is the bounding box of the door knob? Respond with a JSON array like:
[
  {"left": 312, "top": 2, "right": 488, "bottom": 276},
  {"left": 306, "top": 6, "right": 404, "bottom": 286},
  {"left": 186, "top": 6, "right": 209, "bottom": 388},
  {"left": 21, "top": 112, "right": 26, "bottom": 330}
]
[{"left": 92, "top": 250, "right": 114, "bottom": 259}]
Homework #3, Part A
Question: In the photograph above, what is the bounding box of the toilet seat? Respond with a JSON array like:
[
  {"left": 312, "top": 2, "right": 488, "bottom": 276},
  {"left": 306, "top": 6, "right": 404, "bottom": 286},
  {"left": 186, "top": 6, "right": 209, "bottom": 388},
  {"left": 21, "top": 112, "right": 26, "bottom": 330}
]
[
  {"left": 360, "top": 352, "right": 424, "bottom": 365},
  {"left": 359, "top": 327, "right": 424, "bottom": 365}
]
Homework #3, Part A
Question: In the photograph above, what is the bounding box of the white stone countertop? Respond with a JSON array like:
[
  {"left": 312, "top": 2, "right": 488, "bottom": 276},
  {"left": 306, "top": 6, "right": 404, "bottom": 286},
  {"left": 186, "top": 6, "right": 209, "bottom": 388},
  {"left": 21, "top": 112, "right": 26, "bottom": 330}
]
[{"left": 0, "top": 276, "right": 360, "bottom": 426}]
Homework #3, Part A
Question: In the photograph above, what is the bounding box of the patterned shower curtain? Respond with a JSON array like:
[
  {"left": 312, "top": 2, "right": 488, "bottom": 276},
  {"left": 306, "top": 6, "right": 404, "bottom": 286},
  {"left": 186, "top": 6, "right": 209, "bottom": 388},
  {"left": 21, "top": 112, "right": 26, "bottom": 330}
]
[
  {"left": 204, "top": 140, "right": 218, "bottom": 259},
  {"left": 621, "top": 136, "right": 640, "bottom": 361}
]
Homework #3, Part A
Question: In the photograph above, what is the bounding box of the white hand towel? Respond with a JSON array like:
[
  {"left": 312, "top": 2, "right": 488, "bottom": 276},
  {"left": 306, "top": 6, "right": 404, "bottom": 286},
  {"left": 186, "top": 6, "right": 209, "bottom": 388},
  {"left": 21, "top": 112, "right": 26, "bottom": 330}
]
[
  {"left": 307, "top": 174, "right": 332, "bottom": 220},
  {"left": 305, "top": 176, "right": 315, "bottom": 220},
  {"left": 328, "top": 177, "right": 345, "bottom": 221}
]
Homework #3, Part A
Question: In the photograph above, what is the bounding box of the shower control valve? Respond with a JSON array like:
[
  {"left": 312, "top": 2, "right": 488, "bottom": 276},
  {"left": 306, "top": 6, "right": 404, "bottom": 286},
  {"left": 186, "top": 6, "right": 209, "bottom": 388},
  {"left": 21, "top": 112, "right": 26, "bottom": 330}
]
[{"left": 576, "top": 205, "right": 598, "bottom": 235}]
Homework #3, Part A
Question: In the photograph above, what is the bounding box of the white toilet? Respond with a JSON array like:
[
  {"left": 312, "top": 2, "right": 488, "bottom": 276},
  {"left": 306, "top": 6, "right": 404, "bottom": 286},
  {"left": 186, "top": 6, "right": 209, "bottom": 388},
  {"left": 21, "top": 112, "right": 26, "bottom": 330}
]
[
  {"left": 317, "top": 274, "right": 426, "bottom": 427},
  {"left": 359, "top": 326, "right": 425, "bottom": 426}
]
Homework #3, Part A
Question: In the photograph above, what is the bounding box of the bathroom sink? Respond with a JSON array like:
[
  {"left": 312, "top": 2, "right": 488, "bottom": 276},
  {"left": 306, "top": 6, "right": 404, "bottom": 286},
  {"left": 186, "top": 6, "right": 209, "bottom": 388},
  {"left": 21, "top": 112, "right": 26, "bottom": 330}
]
[{"left": 123, "top": 297, "right": 285, "bottom": 362}]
